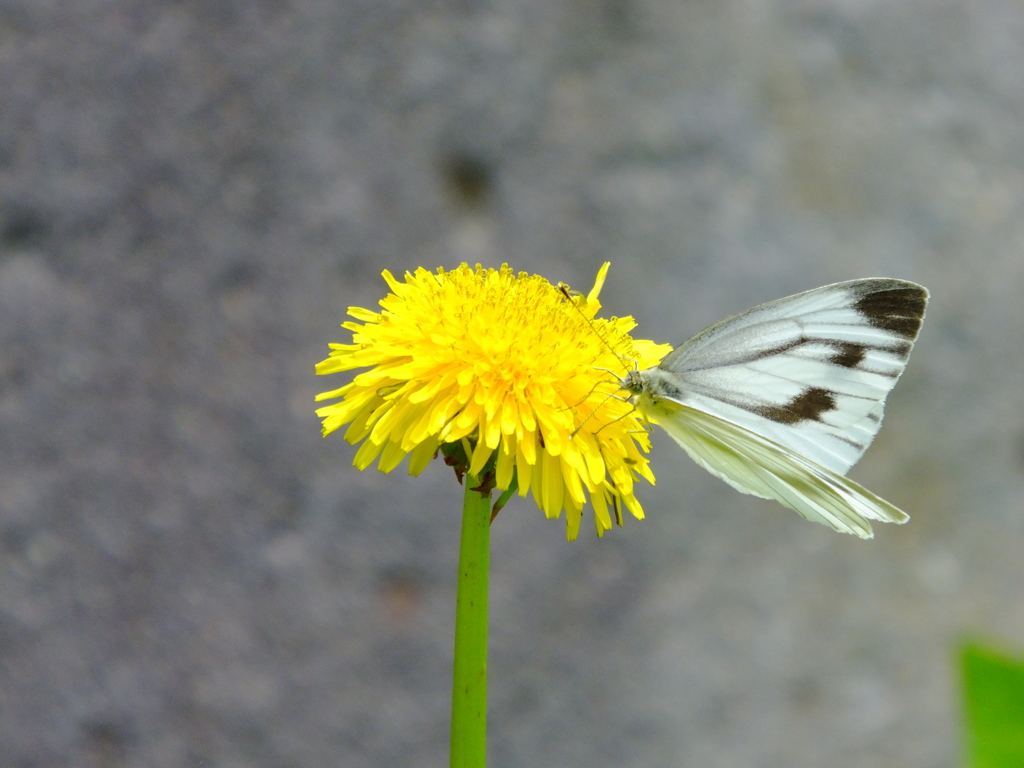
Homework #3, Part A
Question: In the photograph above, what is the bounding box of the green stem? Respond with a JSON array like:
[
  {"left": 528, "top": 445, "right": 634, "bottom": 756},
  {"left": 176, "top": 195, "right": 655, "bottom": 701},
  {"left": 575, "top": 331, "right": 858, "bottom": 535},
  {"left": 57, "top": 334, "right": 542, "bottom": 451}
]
[{"left": 451, "top": 476, "right": 490, "bottom": 768}]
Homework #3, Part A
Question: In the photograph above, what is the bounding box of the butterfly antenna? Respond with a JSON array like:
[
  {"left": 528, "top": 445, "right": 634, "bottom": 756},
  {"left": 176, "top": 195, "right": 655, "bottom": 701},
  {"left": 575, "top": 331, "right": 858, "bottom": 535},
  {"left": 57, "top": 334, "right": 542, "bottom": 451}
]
[
  {"left": 557, "top": 284, "right": 636, "bottom": 376},
  {"left": 556, "top": 282, "right": 643, "bottom": 439}
]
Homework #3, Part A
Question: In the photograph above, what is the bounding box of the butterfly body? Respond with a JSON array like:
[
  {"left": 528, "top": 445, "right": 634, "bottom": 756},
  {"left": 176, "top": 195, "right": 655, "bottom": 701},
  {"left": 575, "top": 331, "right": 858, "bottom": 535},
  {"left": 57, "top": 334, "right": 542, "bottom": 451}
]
[{"left": 621, "top": 278, "right": 928, "bottom": 538}]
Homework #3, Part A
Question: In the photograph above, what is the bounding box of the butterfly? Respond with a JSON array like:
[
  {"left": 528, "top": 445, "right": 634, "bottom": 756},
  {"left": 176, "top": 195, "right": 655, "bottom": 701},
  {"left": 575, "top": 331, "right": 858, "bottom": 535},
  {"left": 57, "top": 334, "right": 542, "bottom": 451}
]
[{"left": 621, "top": 278, "right": 928, "bottom": 538}]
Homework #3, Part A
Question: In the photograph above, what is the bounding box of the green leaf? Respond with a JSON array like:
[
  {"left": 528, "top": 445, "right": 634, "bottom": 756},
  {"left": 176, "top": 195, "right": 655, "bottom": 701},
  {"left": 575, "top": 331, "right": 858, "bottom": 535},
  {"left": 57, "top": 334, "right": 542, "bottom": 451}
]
[{"left": 962, "top": 642, "right": 1024, "bottom": 768}]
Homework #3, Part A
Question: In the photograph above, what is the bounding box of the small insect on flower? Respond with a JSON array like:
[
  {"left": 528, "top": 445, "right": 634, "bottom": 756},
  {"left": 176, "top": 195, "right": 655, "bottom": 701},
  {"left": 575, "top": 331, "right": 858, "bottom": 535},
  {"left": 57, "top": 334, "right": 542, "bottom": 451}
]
[{"left": 315, "top": 263, "right": 671, "bottom": 540}]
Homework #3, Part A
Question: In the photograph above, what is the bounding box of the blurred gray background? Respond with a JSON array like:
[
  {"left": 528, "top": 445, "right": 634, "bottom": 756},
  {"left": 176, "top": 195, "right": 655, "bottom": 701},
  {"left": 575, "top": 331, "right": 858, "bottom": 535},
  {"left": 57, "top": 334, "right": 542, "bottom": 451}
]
[{"left": 2, "top": 0, "right": 1023, "bottom": 766}]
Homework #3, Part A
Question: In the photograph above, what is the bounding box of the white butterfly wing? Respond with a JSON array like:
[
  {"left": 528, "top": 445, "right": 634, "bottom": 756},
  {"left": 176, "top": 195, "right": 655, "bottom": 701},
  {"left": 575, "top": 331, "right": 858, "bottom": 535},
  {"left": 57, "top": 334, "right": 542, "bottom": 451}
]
[
  {"left": 648, "top": 402, "right": 908, "bottom": 538},
  {"left": 657, "top": 279, "right": 928, "bottom": 476}
]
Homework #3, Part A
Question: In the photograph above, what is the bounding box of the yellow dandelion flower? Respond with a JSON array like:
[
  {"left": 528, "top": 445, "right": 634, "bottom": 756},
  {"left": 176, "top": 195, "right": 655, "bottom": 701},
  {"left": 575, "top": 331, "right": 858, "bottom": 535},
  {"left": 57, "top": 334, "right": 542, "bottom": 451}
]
[{"left": 315, "top": 262, "right": 671, "bottom": 539}]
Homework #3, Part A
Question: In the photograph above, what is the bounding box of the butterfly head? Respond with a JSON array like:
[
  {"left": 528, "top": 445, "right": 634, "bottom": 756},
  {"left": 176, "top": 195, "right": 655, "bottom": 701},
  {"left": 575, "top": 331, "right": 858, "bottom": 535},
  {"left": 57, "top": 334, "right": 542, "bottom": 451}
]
[{"left": 622, "top": 369, "right": 645, "bottom": 397}]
